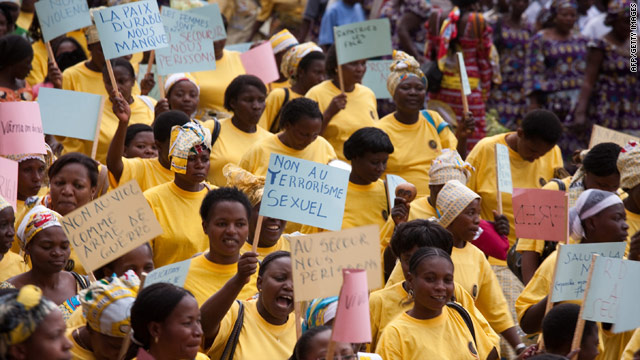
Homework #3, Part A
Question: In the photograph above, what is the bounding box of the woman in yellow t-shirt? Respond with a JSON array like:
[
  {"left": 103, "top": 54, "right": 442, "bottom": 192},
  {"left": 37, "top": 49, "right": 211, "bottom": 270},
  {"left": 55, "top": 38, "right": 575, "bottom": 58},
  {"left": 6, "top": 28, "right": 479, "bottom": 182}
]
[
  {"left": 154, "top": 73, "right": 200, "bottom": 120},
  {"left": 0, "top": 196, "right": 28, "bottom": 282}
]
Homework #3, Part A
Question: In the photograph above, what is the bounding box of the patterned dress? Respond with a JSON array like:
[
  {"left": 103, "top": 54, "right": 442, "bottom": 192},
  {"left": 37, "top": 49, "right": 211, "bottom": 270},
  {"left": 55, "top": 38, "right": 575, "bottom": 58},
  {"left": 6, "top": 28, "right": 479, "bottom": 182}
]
[
  {"left": 0, "top": 84, "right": 33, "bottom": 102},
  {"left": 380, "top": 0, "right": 430, "bottom": 53}
]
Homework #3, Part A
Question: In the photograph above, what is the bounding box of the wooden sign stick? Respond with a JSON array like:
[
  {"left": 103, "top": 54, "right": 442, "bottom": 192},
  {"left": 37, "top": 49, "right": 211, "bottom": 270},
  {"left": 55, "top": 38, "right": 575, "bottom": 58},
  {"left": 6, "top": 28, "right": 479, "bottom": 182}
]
[
  {"left": 45, "top": 42, "right": 58, "bottom": 68},
  {"left": 294, "top": 301, "right": 303, "bottom": 339},
  {"left": 569, "top": 254, "right": 598, "bottom": 359},
  {"left": 90, "top": 97, "right": 105, "bottom": 160},
  {"left": 457, "top": 52, "right": 470, "bottom": 115},
  {"left": 106, "top": 60, "right": 122, "bottom": 99},
  {"left": 158, "top": 75, "right": 166, "bottom": 99},
  {"left": 117, "top": 272, "right": 148, "bottom": 360},
  {"left": 145, "top": 50, "right": 155, "bottom": 77},
  {"left": 332, "top": 26, "right": 346, "bottom": 93},
  {"left": 252, "top": 216, "right": 263, "bottom": 253},
  {"left": 538, "top": 243, "right": 563, "bottom": 351},
  {"left": 494, "top": 144, "right": 503, "bottom": 215}
]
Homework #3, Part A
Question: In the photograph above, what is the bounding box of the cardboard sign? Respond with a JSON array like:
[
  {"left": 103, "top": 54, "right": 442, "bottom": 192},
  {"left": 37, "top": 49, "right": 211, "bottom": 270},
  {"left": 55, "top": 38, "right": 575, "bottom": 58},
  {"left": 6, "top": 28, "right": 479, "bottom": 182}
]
[
  {"left": 589, "top": 125, "right": 639, "bottom": 148},
  {"left": 38, "top": 88, "right": 104, "bottom": 141},
  {"left": 94, "top": 0, "right": 168, "bottom": 60},
  {"left": 332, "top": 269, "right": 372, "bottom": 343},
  {"left": 225, "top": 42, "right": 252, "bottom": 53},
  {"left": 240, "top": 42, "right": 278, "bottom": 84},
  {"left": 289, "top": 225, "right": 381, "bottom": 302},
  {"left": 0, "top": 157, "right": 18, "bottom": 211},
  {"left": 551, "top": 242, "right": 626, "bottom": 302},
  {"left": 456, "top": 52, "right": 471, "bottom": 96},
  {"left": 495, "top": 143, "right": 512, "bottom": 194},
  {"left": 260, "top": 153, "right": 349, "bottom": 231},
  {"left": 35, "top": 0, "right": 92, "bottom": 42},
  {"left": 361, "top": 60, "right": 393, "bottom": 99},
  {"left": 512, "top": 188, "right": 566, "bottom": 242},
  {"left": 61, "top": 180, "right": 163, "bottom": 272},
  {"left": 385, "top": 174, "right": 407, "bottom": 211},
  {"left": 0, "top": 102, "right": 46, "bottom": 156},
  {"left": 156, "top": 7, "right": 216, "bottom": 75},
  {"left": 187, "top": 3, "right": 226, "bottom": 41},
  {"left": 333, "top": 18, "right": 392, "bottom": 65},
  {"left": 144, "top": 259, "right": 191, "bottom": 287}
]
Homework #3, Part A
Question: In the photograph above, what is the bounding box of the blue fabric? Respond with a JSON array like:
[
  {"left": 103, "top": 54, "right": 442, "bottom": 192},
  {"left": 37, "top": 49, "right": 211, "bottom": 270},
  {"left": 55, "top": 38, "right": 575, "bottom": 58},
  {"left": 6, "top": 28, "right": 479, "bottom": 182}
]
[
  {"left": 420, "top": 109, "right": 449, "bottom": 134},
  {"left": 318, "top": 0, "right": 366, "bottom": 45}
]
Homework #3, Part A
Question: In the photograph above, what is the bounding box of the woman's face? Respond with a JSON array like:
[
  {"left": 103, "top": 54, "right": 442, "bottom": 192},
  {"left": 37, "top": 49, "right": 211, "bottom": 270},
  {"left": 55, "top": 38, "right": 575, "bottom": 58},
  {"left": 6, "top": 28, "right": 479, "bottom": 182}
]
[
  {"left": 26, "top": 226, "right": 70, "bottom": 274},
  {"left": 258, "top": 256, "right": 294, "bottom": 323},
  {"left": 0, "top": 207, "right": 15, "bottom": 254},
  {"left": 584, "top": 203, "right": 629, "bottom": 243},
  {"left": 50, "top": 163, "right": 96, "bottom": 216},
  {"left": 124, "top": 131, "right": 157, "bottom": 159},
  {"left": 168, "top": 80, "right": 199, "bottom": 117},
  {"left": 298, "top": 59, "right": 326, "bottom": 89},
  {"left": 230, "top": 85, "right": 266, "bottom": 127},
  {"left": 55, "top": 40, "right": 78, "bottom": 57},
  {"left": 10, "top": 55, "right": 33, "bottom": 80},
  {"left": 281, "top": 115, "right": 322, "bottom": 150},
  {"left": 203, "top": 201, "right": 249, "bottom": 262},
  {"left": 250, "top": 203, "right": 286, "bottom": 248},
  {"left": 555, "top": 7, "right": 577, "bottom": 32},
  {"left": 408, "top": 256, "right": 454, "bottom": 318},
  {"left": 350, "top": 151, "right": 388, "bottom": 184},
  {"left": 578, "top": 325, "right": 600, "bottom": 360},
  {"left": 102, "top": 244, "right": 154, "bottom": 278},
  {"left": 214, "top": 39, "right": 226, "bottom": 60},
  {"left": 511, "top": 0, "right": 529, "bottom": 17},
  {"left": 393, "top": 77, "right": 426, "bottom": 113},
  {"left": 174, "top": 149, "right": 210, "bottom": 186},
  {"left": 17, "top": 159, "right": 46, "bottom": 199},
  {"left": 103, "top": 65, "right": 135, "bottom": 100},
  {"left": 11, "top": 309, "right": 72, "bottom": 360},
  {"left": 303, "top": 329, "right": 355, "bottom": 360},
  {"left": 447, "top": 199, "right": 481, "bottom": 243},
  {"left": 340, "top": 60, "right": 366, "bottom": 86},
  {"left": 153, "top": 296, "right": 203, "bottom": 360},
  {"left": 87, "top": 330, "right": 123, "bottom": 360}
]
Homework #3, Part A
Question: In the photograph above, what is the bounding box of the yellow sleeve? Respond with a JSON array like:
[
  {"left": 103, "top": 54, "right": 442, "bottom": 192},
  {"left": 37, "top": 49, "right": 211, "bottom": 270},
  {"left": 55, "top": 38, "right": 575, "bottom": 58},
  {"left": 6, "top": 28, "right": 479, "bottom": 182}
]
[
  {"left": 26, "top": 41, "right": 47, "bottom": 86},
  {"left": 375, "top": 323, "right": 404, "bottom": 360},
  {"left": 469, "top": 304, "right": 501, "bottom": 359},
  {"left": 429, "top": 110, "right": 458, "bottom": 150},
  {"left": 515, "top": 253, "right": 555, "bottom": 326},
  {"left": 238, "top": 146, "right": 261, "bottom": 175},
  {"left": 465, "top": 139, "right": 488, "bottom": 194},
  {"left": 259, "top": 88, "right": 285, "bottom": 132},
  {"left": 475, "top": 259, "right": 515, "bottom": 333},
  {"left": 379, "top": 216, "right": 395, "bottom": 258},
  {"left": 454, "top": 284, "right": 501, "bottom": 354},
  {"left": 385, "top": 262, "right": 403, "bottom": 288},
  {"left": 368, "top": 291, "right": 383, "bottom": 352},
  {"left": 622, "top": 328, "right": 640, "bottom": 360},
  {"left": 207, "top": 301, "right": 240, "bottom": 358},
  {"left": 256, "top": 0, "right": 274, "bottom": 21}
]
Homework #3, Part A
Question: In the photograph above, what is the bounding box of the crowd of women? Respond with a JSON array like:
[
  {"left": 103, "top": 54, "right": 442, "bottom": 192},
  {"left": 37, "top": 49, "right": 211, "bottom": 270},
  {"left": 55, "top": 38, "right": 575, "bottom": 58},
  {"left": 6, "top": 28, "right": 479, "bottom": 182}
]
[{"left": 0, "top": 0, "right": 638, "bottom": 358}]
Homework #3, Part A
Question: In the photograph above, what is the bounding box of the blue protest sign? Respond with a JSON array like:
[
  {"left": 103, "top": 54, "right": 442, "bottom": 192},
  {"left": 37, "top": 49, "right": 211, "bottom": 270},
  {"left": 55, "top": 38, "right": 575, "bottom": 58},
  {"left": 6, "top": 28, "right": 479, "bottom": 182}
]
[
  {"left": 144, "top": 259, "right": 191, "bottom": 288},
  {"left": 333, "top": 18, "right": 392, "bottom": 65},
  {"left": 35, "top": 0, "right": 92, "bottom": 43},
  {"left": 224, "top": 42, "right": 252, "bottom": 53},
  {"left": 362, "top": 60, "right": 393, "bottom": 99},
  {"left": 37, "top": 88, "right": 104, "bottom": 141},
  {"left": 187, "top": 3, "right": 226, "bottom": 41}
]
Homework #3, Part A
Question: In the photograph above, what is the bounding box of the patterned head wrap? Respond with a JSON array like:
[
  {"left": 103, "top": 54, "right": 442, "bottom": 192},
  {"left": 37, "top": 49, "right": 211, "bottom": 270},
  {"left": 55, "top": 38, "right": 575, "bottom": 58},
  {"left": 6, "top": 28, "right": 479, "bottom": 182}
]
[
  {"left": 4, "top": 143, "right": 54, "bottom": 167},
  {"left": 387, "top": 50, "right": 427, "bottom": 96},
  {"left": 165, "top": 73, "right": 200, "bottom": 96},
  {"left": 84, "top": 7, "right": 105, "bottom": 45},
  {"left": 0, "top": 285, "right": 57, "bottom": 357},
  {"left": 0, "top": 195, "right": 10, "bottom": 212},
  {"left": 436, "top": 180, "right": 480, "bottom": 228},
  {"left": 569, "top": 189, "right": 622, "bottom": 239},
  {"left": 617, "top": 141, "right": 640, "bottom": 190},
  {"left": 223, "top": 164, "right": 265, "bottom": 207},
  {"left": 428, "top": 149, "right": 474, "bottom": 185},
  {"left": 280, "top": 42, "right": 323, "bottom": 85},
  {"left": 302, "top": 297, "right": 338, "bottom": 332},
  {"left": 168, "top": 121, "right": 212, "bottom": 174},
  {"left": 269, "top": 29, "right": 299, "bottom": 55},
  {"left": 16, "top": 205, "right": 62, "bottom": 250},
  {"left": 436, "top": 7, "right": 461, "bottom": 68},
  {"left": 80, "top": 270, "right": 140, "bottom": 338}
]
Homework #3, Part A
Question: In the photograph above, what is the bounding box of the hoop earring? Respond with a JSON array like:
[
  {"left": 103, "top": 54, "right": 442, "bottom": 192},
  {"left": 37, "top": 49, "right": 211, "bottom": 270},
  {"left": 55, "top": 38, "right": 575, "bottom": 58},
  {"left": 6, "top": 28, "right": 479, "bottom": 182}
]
[{"left": 408, "top": 289, "right": 414, "bottom": 298}]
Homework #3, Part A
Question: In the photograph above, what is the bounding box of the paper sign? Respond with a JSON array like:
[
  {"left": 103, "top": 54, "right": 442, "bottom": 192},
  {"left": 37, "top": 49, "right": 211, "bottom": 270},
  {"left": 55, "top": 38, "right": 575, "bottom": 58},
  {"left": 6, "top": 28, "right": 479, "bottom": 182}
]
[
  {"left": 610, "top": 259, "right": 640, "bottom": 332},
  {"left": 457, "top": 52, "right": 471, "bottom": 96},
  {"left": 155, "top": 7, "right": 216, "bottom": 75},
  {"left": 0, "top": 102, "right": 46, "bottom": 156},
  {"left": 144, "top": 259, "right": 191, "bottom": 287},
  {"left": 240, "top": 42, "right": 278, "bottom": 84},
  {"left": 386, "top": 174, "right": 407, "bottom": 211},
  {"left": 0, "top": 158, "right": 18, "bottom": 211},
  {"left": 94, "top": 0, "right": 168, "bottom": 60},
  {"left": 512, "top": 188, "right": 566, "bottom": 242},
  {"left": 495, "top": 143, "right": 513, "bottom": 194},
  {"left": 187, "top": 3, "right": 226, "bottom": 41},
  {"left": 362, "top": 60, "right": 393, "bottom": 99},
  {"left": 260, "top": 153, "right": 349, "bottom": 230},
  {"left": 289, "top": 225, "right": 381, "bottom": 302},
  {"left": 589, "top": 125, "right": 640, "bottom": 148},
  {"left": 332, "top": 269, "right": 372, "bottom": 343},
  {"left": 38, "top": 88, "right": 104, "bottom": 141},
  {"left": 61, "top": 180, "right": 163, "bottom": 272},
  {"left": 551, "top": 242, "right": 626, "bottom": 302},
  {"left": 35, "top": 0, "right": 92, "bottom": 43},
  {"left": 225, "top": 42, "right": 252, "bottom": 53},
  {"left": 333, "top": 18, "right": 392, "bottom": 65}
]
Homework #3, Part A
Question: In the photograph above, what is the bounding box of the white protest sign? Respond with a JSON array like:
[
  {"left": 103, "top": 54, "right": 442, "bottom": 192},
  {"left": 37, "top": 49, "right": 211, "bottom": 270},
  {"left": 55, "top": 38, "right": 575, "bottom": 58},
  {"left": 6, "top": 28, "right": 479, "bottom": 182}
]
[
  {"left": 456, "top": 52, "right": 471, "bottom": 96},
  {"left": 495, "top": 143, "right": 512, "bottom": 194},
  {"left": 386, "top": 174, "right": 407, "bottom": 211},
  {"left": 144, "top": 259, "right": 191, "bottom": 288},
  {"left": 361, "top": 60, "right": 393, "bottom": 99},
  {"left": 333, "top": 18, "right": 392, "bottom": 65},
  {"left": 35, "top": 0, "right": 92, "bottom": 43}
]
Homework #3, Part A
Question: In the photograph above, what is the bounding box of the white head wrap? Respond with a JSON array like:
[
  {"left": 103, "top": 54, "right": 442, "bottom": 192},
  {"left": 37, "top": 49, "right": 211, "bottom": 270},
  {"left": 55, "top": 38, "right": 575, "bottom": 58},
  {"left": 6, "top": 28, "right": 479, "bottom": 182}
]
[{"left": 569, "top": 189, "right": 623, "bottom": 239}]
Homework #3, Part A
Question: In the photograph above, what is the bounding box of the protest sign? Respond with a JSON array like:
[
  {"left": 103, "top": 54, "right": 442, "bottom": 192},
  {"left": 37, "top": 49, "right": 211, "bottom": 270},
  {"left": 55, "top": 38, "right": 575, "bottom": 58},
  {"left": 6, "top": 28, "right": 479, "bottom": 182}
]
[
  {"left": 225, "top": 42, "right": 252, "bottom": 53},
  {"left": 0, "top": 102, "right": 46, "bottom": 156},
  {"left": 38, "top": 88, "right": 104, "bottom": 141},
  {"left": 240, "top": 42, "right": 279, "bottom": 84},
  {"left": 589, "top": 125, "right": 639, "bottom": 148},
  {"left": 144, "top": 259, "right": 191, "bottom": 287},
  {"left": 61, "top": 180, "right": 162, "bottom": 272},
  {"left": 0, "top": 158, "right": 18, "bottom": 211},
  {"left": 94, "top": 0, "right": 168, "bottom": 59},
  {"left": 155, "top": 7, "right": 215, "bottom": 75},
  {"left": 512, "top": 188, "right": 566, "bottom": 242},
  {"left": 35, "top": 0, "right": 91, "bottom": 42},
  {"left": 385, "top": 174, "right": 407, "bottom": 210},
  {"left": 260, "top": 153, "right": 349, "bottom": 230},
  {"left": 550, "top": 242, "right": 625, "bottom": 302},
  {"left": 187, "top": 3, "right": 225, "bottom": 41},
  {"left": 361, "top": 60, "right": 393, "bottom": 99},
  {"left": 457, "top": 52, "right": 471, "bottom": 96},
  {"left": 332, "top": 269, "right": 372, "bottom": 343},
  {"left": 495, "top": 143, "right": 512, "bottom": 194},
  {"left": 333, "top": 18, "right": 392, "bottom": 65},
  {"left": 289, "top": 225, "right": 381, "bottom": 302}
]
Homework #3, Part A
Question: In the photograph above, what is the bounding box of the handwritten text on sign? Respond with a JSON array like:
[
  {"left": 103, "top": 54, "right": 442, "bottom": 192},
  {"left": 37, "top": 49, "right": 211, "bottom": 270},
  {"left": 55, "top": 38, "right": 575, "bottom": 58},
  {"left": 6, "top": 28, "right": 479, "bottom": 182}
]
[
  {"left": 589, "top": 125, "right": 640, "bottom": 148},
  {"left": 187, "top": 4, "right": 226, "bottom": 41},
  {"left": 0, "top": 102, "right": 46, "bottom": 156},
  {"left": 61, "top": 180, "right": 162, "bottom": 272},
  {"left": 35, "top": 0, "right": 91, "bottom": 42},
  {"left": 260, "top": 153, "right": 349, "bottom": 231},
  {"left": 289, "top": 225, "right": 382, "bottom": 302},
  {"left": 332, "top": 269, "right": 372, "bottom": 343},
  {"left": 512, "top": 188, "right": 566, "bottom": 242},
  {"left": 361, "top": 60, "right": 393, "bottom": 99},
  {"left": 144, "top": 259, "right": 191, "bottom": 288},
  {"left": 551, "top": 242, "right": 625, "bottom": 302},
  {"left": 495, "top": 143, "right": 512, "bottom": 194},
  {"left": 94, "top": 0, "right": 168, "bottom": 59},
  {"left": 0, "top": 157, "right": 18, "bottom": 211},
  {"left": 333, "top": 18, "right": 392, "bottom": 65}
]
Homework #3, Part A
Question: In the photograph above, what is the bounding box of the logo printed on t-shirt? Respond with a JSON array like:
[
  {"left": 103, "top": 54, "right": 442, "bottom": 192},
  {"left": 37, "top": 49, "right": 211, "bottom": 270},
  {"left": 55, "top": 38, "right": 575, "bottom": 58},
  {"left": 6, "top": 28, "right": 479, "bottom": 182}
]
[
  {"left": 429, "top": 140, "right": 438, "bottom": 149},
  {"left": 468, "top": 341, "right": 478, "bottom": 357}
]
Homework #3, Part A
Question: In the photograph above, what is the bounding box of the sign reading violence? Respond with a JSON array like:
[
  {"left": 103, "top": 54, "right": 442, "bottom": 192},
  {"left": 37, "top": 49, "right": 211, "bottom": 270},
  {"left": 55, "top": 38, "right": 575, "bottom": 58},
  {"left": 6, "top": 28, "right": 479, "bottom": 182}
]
[{"left": 35, "top": 0, "right": 92, "bottom": 42}]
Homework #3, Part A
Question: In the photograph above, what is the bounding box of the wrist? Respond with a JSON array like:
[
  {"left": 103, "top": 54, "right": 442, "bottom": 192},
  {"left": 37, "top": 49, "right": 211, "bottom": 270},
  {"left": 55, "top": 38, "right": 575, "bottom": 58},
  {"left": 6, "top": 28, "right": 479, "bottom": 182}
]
[{"left": 514, "top": 343, "right": 526, "bottom": 353}]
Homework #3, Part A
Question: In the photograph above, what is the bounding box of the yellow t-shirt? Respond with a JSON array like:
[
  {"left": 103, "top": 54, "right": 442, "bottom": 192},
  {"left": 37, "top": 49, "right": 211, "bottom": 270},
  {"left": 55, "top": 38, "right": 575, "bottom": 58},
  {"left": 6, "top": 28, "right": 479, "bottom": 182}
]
[
  {"left": 61, "top": 61, "right": 141, "bottom": 97},
  {"left": 239, "top": 236, "right": 291, "bottom": 261},
  {"left": 379, "top": 196, "right": 438, "bottom": 254},
  {"left": 60, "top": 96, "right": 155, "bottom": 164},
  {"left": 256, "top": 0, "right": 304, "bottom": 21},
  {"left": 16, "top": 10, "right": 34, "bottom": 32},
  {"left": 108, "top": 157, "right": 174, "bottom": 192},
  {"left": 66, "top": 326, "right": 96, "bottom": 360},
  {"left": 0, "top": 252, "right": 29, "bottom": 282},
  {"left": 207, "top": 299, "right": 296, "bottom": 360},
  {"left": 144, "top": 182, "right": 212, "bottom": 267},
  {"left": 452, "top": 243, "right": 515, "bottom": 333},
  {"left": 466, "top": 133, "right": 564, "bottom": 266},
  {"left": 622, "top": 328, "right": 640, "bottom": 360},
  {"left": 376, "top": 111, "right": 457, "bottom": 198},
  {"left": 258, "top": 87, "right": 303, "bottom": 132},
  {"left": 625, "top": 209, "right": 640, "bottom": 257},
  {"left": 183, "top": 253, "right": 258, "bottom": 306},
  {"left": 193, "top": 50, "right": 245, "bottom": 118},
  {"left": 305, "top": 80, "right": 378, "bottom": 161},
  {"left": 266, "top": 79, "right": 291, "bottom": 94},
  {"left": 26, "top": 41, "right": 47, "bottom": 87},
  {"left": 204, "top": 118, "right": 271, "bottom": 186}
]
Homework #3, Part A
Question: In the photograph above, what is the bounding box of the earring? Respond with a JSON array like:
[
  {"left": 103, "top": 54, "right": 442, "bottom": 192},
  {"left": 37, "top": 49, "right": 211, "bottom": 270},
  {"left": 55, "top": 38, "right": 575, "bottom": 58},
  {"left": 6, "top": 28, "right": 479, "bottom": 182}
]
[
  {"left": 408, "top": 289, "right": 414, "bottom": 298},
  {"left": 154, "top": 336, "right": 159, "bottom": 344}
]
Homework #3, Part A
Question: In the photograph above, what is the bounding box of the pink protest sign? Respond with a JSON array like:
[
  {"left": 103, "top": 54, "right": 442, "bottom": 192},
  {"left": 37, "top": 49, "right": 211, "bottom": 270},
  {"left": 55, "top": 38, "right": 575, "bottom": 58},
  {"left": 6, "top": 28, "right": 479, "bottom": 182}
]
[
  {"left": 0, "top": 102, "right": 46, "bottom": 156},
  {"left": 0, "top": 157, "right": 18, "bottom": 211},
  {"left": 512, "top": 188, "right": 567, "bottom": 242},
  {"left": 240, "top": 42, "right": 279, "bottom": 84},
  {"left": 331, "top": 269, "right": 371, "bottom": 343}
]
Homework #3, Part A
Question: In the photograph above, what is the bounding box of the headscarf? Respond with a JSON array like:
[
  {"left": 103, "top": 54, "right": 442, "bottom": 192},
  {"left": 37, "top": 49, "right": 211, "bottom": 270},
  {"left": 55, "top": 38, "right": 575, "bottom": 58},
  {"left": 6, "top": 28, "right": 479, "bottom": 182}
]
[
  {"left": 428, "top": 149, "right": 474, "bottom": 185},
  {"left": 164, "top": 73, "right": 200, "bottom": 97},
  {"left": 617, "top": 141, "right": 640, "bottom": 190},
  {"left": 569, "top": 189, "right": 623, "bottom": 239},
  {"left": 0, "top": 285, "right": 57, "bottom": 357},
  {"left": 280, "top": 42, "right": 323, "bottom": 84},
  {"left": 0, "top": 35, "right": 33, "bottom": 70},
  {"left": 168, "top": 121, "right": 212, "bottom": 174},
  {"left": 223, "top": 164, "right": 265, "bottom": 207},
  {"left": 16, "top": 205, "right": 62, "bottom": 250},
  {"left": 84, "top": 7, "right": 105, "bottom": 45},
  {"left": 302, "top": 297, "right": 338, "bottom": 332},
  {"left": 386, "top": 50, "right": 427, "bottom": 97},
  {"left": 436, "top": 180, "right": 480, "bottom": 228},
  {"left": 80, "top": 271, "right": 140, "bottom": 338},
  {"left": 436, "top": 6, "right": 461, "bottom": 67},
  {"left": 541, "top": 0, "right": 578, "bottom": 26},
  {"left": 0, "top": 195, "right": 10, "bottom": 212},
  {"left": 269, "top": 29, "right": 299, "bottom": 55},
  {"left": 3, "top": 143, "right": 54, "bottom": 167}
]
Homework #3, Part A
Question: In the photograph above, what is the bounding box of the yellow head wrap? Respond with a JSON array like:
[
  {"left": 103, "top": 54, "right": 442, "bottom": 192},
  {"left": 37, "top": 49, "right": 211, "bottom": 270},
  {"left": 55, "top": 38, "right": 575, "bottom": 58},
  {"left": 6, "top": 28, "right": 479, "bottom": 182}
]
[
  {"left": 223, "top": 164, "right": 265, "bottom": 206},
  {"left": 16, "top": 205, "right": 62, "bottom": 250},
  {"left": 280, "top": 42, "right": 323, "bottom": 85},
  {"left": 269, "top": 29, "right": 299, "bottom": 54},
  {"left": 0, "top": 195, "right": 10, "bottom": 213},
  {"left": 429, "top": 149, "right": 475, "bottom": 185},
  {"left": 168, "top": 121, "right": 212, "bottom": 174},
  {"left": 436, "top": 180, "right": 480, "bottom": 228},
  {"left": 617, "top": 141, "right": 640, "bottom": 190},
  {"left": 386, "top": 50, "right": 427, "bottom": 97}
]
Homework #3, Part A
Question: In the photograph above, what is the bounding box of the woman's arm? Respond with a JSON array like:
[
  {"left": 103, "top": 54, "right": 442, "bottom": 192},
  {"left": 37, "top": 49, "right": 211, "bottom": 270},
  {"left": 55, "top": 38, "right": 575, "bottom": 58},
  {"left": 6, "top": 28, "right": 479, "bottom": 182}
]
[
  {"left": 320, "top": 93, "right": 346, "bottom": 134},
  {"left": 519, "top": 296, "right": 548, "bottom": 334},
  {"left": 106, "top": 96, "right": 131, "bottom": 184},
  {"left": 397, "top": 12, "right": 425, "bottom": 62},
  {"left": 521, "top": 251, "right": 541, "bottom": 285}
]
